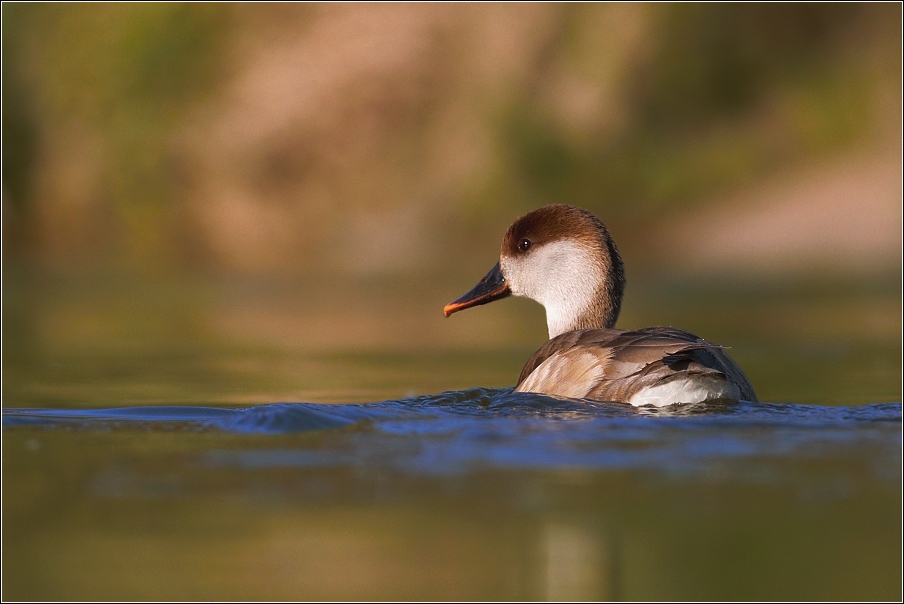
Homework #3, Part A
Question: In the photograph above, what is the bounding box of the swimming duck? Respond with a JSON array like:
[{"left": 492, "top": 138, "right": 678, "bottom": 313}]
[{"left": 444, "top": 204, "right": 757, "bottom": 406}]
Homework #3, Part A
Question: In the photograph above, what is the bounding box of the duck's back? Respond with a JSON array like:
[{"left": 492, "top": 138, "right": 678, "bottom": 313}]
[{"left": 515, "top": 326, "right": 757, "bottom": 406}]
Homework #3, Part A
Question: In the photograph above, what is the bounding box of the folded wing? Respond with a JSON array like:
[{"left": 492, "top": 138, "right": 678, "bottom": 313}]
[{"left": 515, "top": 326, "right": 757, "bottom": 404}]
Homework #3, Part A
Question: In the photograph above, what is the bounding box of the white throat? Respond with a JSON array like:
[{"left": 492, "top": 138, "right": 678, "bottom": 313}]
[{"left": 501, "top": 240, "right": 604, "bottom": 339}]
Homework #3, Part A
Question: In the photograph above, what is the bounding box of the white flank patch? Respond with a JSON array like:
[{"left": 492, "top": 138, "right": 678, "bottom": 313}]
[
  {"left": 501, "top": 240, "right": 604, "bottom": 339},
  {"left": 627, "top": 376, "right": 740, "bottom": 407}
]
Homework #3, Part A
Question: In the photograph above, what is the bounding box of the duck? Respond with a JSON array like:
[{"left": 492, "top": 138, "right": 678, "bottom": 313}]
[{"left": 443, "top": 204, "right": 757, "bottom": 407}]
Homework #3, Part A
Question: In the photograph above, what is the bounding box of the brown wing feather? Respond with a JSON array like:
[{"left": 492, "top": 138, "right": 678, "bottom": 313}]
[{"left": 517, "top": 328, "right": 621, "bottom": 385}]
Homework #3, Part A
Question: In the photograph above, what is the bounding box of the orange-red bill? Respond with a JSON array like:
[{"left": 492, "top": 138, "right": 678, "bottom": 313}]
[{"left": 443, "top": 262, "right": 511, "bottom": 317}]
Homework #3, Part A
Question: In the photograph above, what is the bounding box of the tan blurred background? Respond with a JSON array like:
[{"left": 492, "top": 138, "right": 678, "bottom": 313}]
[{"left": 3, "top": 3, "right": 900, "bottom": 278}]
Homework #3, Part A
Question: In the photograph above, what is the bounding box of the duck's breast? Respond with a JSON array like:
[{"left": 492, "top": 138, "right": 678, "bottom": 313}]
[{"left": 516, "top": 346, "right": 611, "bottom": 400}]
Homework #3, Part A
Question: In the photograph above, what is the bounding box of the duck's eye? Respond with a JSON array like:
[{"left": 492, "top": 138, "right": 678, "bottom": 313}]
[{"left": 518, "top": 238, "right": 532, "bottom": 252}]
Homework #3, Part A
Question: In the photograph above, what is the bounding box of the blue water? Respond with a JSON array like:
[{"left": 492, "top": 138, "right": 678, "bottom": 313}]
[{"left": 4, "top": 389, "right": 900, "bottom": 480}]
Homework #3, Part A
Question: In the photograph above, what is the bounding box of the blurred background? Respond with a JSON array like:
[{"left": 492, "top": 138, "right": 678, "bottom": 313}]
[
  {"left": 2, "top": 3, "right": 901, "bottom": 405},
  {"left": 2, "top": 6, "right": 902, "bottom": 600}
]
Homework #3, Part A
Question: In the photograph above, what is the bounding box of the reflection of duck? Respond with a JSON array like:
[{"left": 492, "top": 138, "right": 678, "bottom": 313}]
[{"left": 444, "top": 204, "right": 757, "bottom": 406}]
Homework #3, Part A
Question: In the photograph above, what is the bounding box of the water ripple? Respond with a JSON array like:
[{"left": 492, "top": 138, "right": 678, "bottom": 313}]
[{"left": 4, "top": 389, "right": 900, "bottom": 479}]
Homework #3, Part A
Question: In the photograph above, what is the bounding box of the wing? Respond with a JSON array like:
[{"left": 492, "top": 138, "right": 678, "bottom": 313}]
[{"left": 515, "top": 326, "right": 757, "bottom": 403}]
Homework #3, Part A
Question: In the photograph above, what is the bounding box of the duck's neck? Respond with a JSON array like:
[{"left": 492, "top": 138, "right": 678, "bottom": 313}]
[
  {"left": 542, "top": 240, "right": 625, "bottom": 340},
  {"left": 545, "top": 283, "right": 622, "bottom": 338}
]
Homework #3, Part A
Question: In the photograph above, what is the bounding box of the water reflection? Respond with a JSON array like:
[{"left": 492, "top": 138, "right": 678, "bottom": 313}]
[
  {"left": 543, "top": 521, "right": 613, "bottom": 601},
  {"left": 3, "top": 396, "right": 900, "bottom": 600}
]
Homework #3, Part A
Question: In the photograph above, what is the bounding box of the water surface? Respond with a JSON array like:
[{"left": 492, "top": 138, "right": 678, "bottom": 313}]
[{"left": 3, "top": 273, "right": 901, "bottom": 600}]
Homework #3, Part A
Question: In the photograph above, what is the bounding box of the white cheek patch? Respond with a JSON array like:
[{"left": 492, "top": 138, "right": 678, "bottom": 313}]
[{"left": 501, "top": 240, "right": 603, "bottom": 339}]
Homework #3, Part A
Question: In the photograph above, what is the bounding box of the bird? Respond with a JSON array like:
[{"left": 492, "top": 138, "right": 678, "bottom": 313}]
[{"left": 443, "top": 204, "right": 757, "bottom": 406}]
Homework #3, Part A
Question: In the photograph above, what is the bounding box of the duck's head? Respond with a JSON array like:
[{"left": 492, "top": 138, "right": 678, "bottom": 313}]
[{"left": 444, "top": 204, "right": 626, "bottom": 338}]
